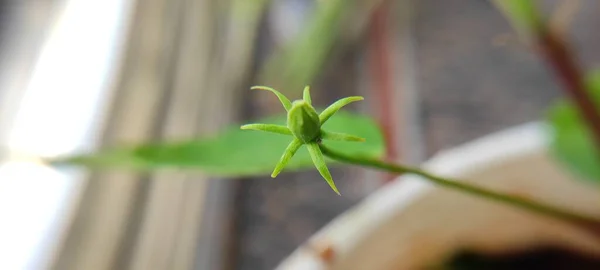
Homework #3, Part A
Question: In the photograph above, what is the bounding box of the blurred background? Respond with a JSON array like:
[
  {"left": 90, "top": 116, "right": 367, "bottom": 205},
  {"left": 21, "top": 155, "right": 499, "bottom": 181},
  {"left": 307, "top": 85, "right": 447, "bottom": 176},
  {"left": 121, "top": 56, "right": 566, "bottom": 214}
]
[{"left": 0, "top": 0, "right": 599, "bottom": 269}]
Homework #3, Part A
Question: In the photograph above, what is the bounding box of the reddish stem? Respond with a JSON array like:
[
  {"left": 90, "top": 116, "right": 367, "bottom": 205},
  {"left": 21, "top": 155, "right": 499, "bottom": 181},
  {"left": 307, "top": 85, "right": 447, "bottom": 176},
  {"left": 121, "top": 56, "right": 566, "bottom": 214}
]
[
  {"left": 537, "top": 29, "right": 600, "bottom": 150},
  {"left": 536, "top": 26, "right": 600, "bottom": 239},
  {"left": 368, "top": 1, "right": 399, "bottom": 182}
]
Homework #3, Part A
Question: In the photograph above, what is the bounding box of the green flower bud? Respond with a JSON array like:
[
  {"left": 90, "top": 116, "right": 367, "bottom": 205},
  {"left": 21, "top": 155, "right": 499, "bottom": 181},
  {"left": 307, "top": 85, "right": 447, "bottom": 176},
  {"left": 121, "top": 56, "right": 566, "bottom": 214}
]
[
  {"left": 287, "top": 100, "right": 321, "bottom": 143},
  {"left": 241, "top": 85, "right": 366, "bottom": 195}
]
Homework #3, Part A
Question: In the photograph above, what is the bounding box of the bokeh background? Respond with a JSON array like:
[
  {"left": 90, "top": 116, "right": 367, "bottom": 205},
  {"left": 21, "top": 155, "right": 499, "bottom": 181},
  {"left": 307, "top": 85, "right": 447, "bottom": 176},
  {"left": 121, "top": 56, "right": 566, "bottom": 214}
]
[{"left": 0, "top": 0, "right": 599, "bottom": 269}]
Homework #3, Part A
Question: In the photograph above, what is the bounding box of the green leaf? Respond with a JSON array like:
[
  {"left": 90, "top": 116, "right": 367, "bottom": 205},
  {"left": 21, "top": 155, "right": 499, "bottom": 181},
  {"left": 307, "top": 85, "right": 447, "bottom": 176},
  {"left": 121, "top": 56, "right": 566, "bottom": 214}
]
[
  {"left": 547, "top": 71, "right": 600, "bottom": 184},
  {"left": 52, "top": 110, "right": 384, "bottom": 177}
]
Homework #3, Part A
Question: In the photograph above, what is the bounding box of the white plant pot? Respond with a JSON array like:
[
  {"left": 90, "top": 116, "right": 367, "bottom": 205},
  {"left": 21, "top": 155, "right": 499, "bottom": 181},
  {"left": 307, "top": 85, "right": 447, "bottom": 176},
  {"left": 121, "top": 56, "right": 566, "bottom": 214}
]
[{"left": 276, "top": 122, "right": 600, "bottom": 270}]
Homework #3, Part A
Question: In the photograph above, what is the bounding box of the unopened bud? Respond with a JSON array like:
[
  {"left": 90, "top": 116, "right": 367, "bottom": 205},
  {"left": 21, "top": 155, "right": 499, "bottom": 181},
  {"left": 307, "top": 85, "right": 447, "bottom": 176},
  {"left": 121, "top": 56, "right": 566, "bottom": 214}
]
[{"left": 287, "top": 100, "right": 321, "bottom": 143}]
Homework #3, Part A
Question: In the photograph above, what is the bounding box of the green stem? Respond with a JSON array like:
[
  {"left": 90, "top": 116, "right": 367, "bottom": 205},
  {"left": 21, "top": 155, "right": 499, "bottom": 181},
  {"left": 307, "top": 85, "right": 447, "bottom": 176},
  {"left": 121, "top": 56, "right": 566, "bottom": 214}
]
[{"left": 319, "top": 144, "right": 600, "bottom": 229}]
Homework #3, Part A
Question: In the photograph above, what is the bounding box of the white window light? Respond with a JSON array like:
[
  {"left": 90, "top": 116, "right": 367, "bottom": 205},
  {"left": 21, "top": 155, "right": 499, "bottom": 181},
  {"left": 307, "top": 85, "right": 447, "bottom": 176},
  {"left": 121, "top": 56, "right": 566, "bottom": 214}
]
[{"left": 0, "top": 0, "right": 134, "bottom": 269}]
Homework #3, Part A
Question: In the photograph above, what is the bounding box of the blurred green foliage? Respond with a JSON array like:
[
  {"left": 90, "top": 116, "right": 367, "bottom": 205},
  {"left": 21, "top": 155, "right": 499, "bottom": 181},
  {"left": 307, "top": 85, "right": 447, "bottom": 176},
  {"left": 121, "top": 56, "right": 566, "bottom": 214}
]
[
  {"left": 492, "top": 0, "right": 542, "bottom": 39},
  {"left": 259, "top": 0, "right": 355, "bottom": 96},
  {"left": 493, "top": 0, "right": 600, "bottom": 185},
  {"left": 548, "top": 71, "right": 600, "bottom": 184},
  {"left": 54, "top": 110, "right": 383, "bottom": 177}
]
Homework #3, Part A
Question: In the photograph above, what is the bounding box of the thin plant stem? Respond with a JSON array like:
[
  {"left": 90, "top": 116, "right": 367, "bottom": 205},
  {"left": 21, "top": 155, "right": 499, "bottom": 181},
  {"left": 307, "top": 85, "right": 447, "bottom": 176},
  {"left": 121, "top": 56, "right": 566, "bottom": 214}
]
[
  {"left": 319, "top": 144, "right": 600, "bottom": 231},
  {"left": 369, "top": 0, "right": 399, "bottom": 183}
]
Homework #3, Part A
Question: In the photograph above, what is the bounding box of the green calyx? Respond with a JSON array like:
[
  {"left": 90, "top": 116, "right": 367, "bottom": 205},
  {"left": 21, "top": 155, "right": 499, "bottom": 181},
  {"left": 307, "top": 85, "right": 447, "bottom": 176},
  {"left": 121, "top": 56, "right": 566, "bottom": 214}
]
[
  {"left": 288, "top": 100, "right": 321, "bottom": 142},
  {"left": 240, "top": 85, "right": 365, "bottom": 195}
]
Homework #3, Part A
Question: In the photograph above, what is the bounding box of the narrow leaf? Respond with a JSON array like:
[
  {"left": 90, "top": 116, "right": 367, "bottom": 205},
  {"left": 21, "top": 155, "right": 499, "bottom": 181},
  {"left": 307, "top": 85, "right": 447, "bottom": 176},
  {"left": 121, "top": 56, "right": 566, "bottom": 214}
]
[
  {"left": 271, "top": 138, "right": 302, "bottom": 178},
  {"left": 319, "top": 96, "right": 364, "bottom": 124},
  {"left": 51, "top": 110, "right": 384, "bottom": 177},
  {"left": 241, "top": 124, "right": 292, "bottom": 136},
  {"left": 251, "top": 85, "right": 292, "bottom": 111},
  {"left": 321, "top": 130, "right": 365, "bottom": 142},
  {"left": 547, "top": 70, "right": 600, "bottom": 184},
  {"left": 307, "top": 143, "right": 339, "bottom": 195}
]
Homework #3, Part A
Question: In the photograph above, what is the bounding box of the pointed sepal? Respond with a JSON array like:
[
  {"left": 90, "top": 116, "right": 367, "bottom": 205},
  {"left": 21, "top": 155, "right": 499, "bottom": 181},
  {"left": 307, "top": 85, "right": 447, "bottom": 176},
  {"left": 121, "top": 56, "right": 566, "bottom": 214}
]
[
  {"left": 271, "top": 138, "right": 303, "bottom": 178},
  {"left": 303, "top": 85, "right": 312, "bottom": 105},
  {"left": 319, "top": 96, "right": 364, "bottom": 124},
  {"left": 307, "top": 143, "right": 340, "bottom": 195},
  {"left": 240, "top": 124, "right": 292, "bottom": 136},
  {"left": 321, "top": 130, "right": 365, "bottom": 142},
  {"left": 251, "top": 86, "right": 292, "bottom": 111}
]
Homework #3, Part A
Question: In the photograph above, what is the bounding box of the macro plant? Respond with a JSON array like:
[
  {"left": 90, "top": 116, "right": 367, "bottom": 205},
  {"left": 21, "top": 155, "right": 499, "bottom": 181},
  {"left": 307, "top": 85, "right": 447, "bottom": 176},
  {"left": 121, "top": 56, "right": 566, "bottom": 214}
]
[
  {"left": 51, "top": 0, "right": 600, "bottom": 242},
  {"left": 240, "top": 86, "right": 364, "bottom": 195},
  {"left": 232, "top": 85, "right": 600, "bottom": 238}
]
